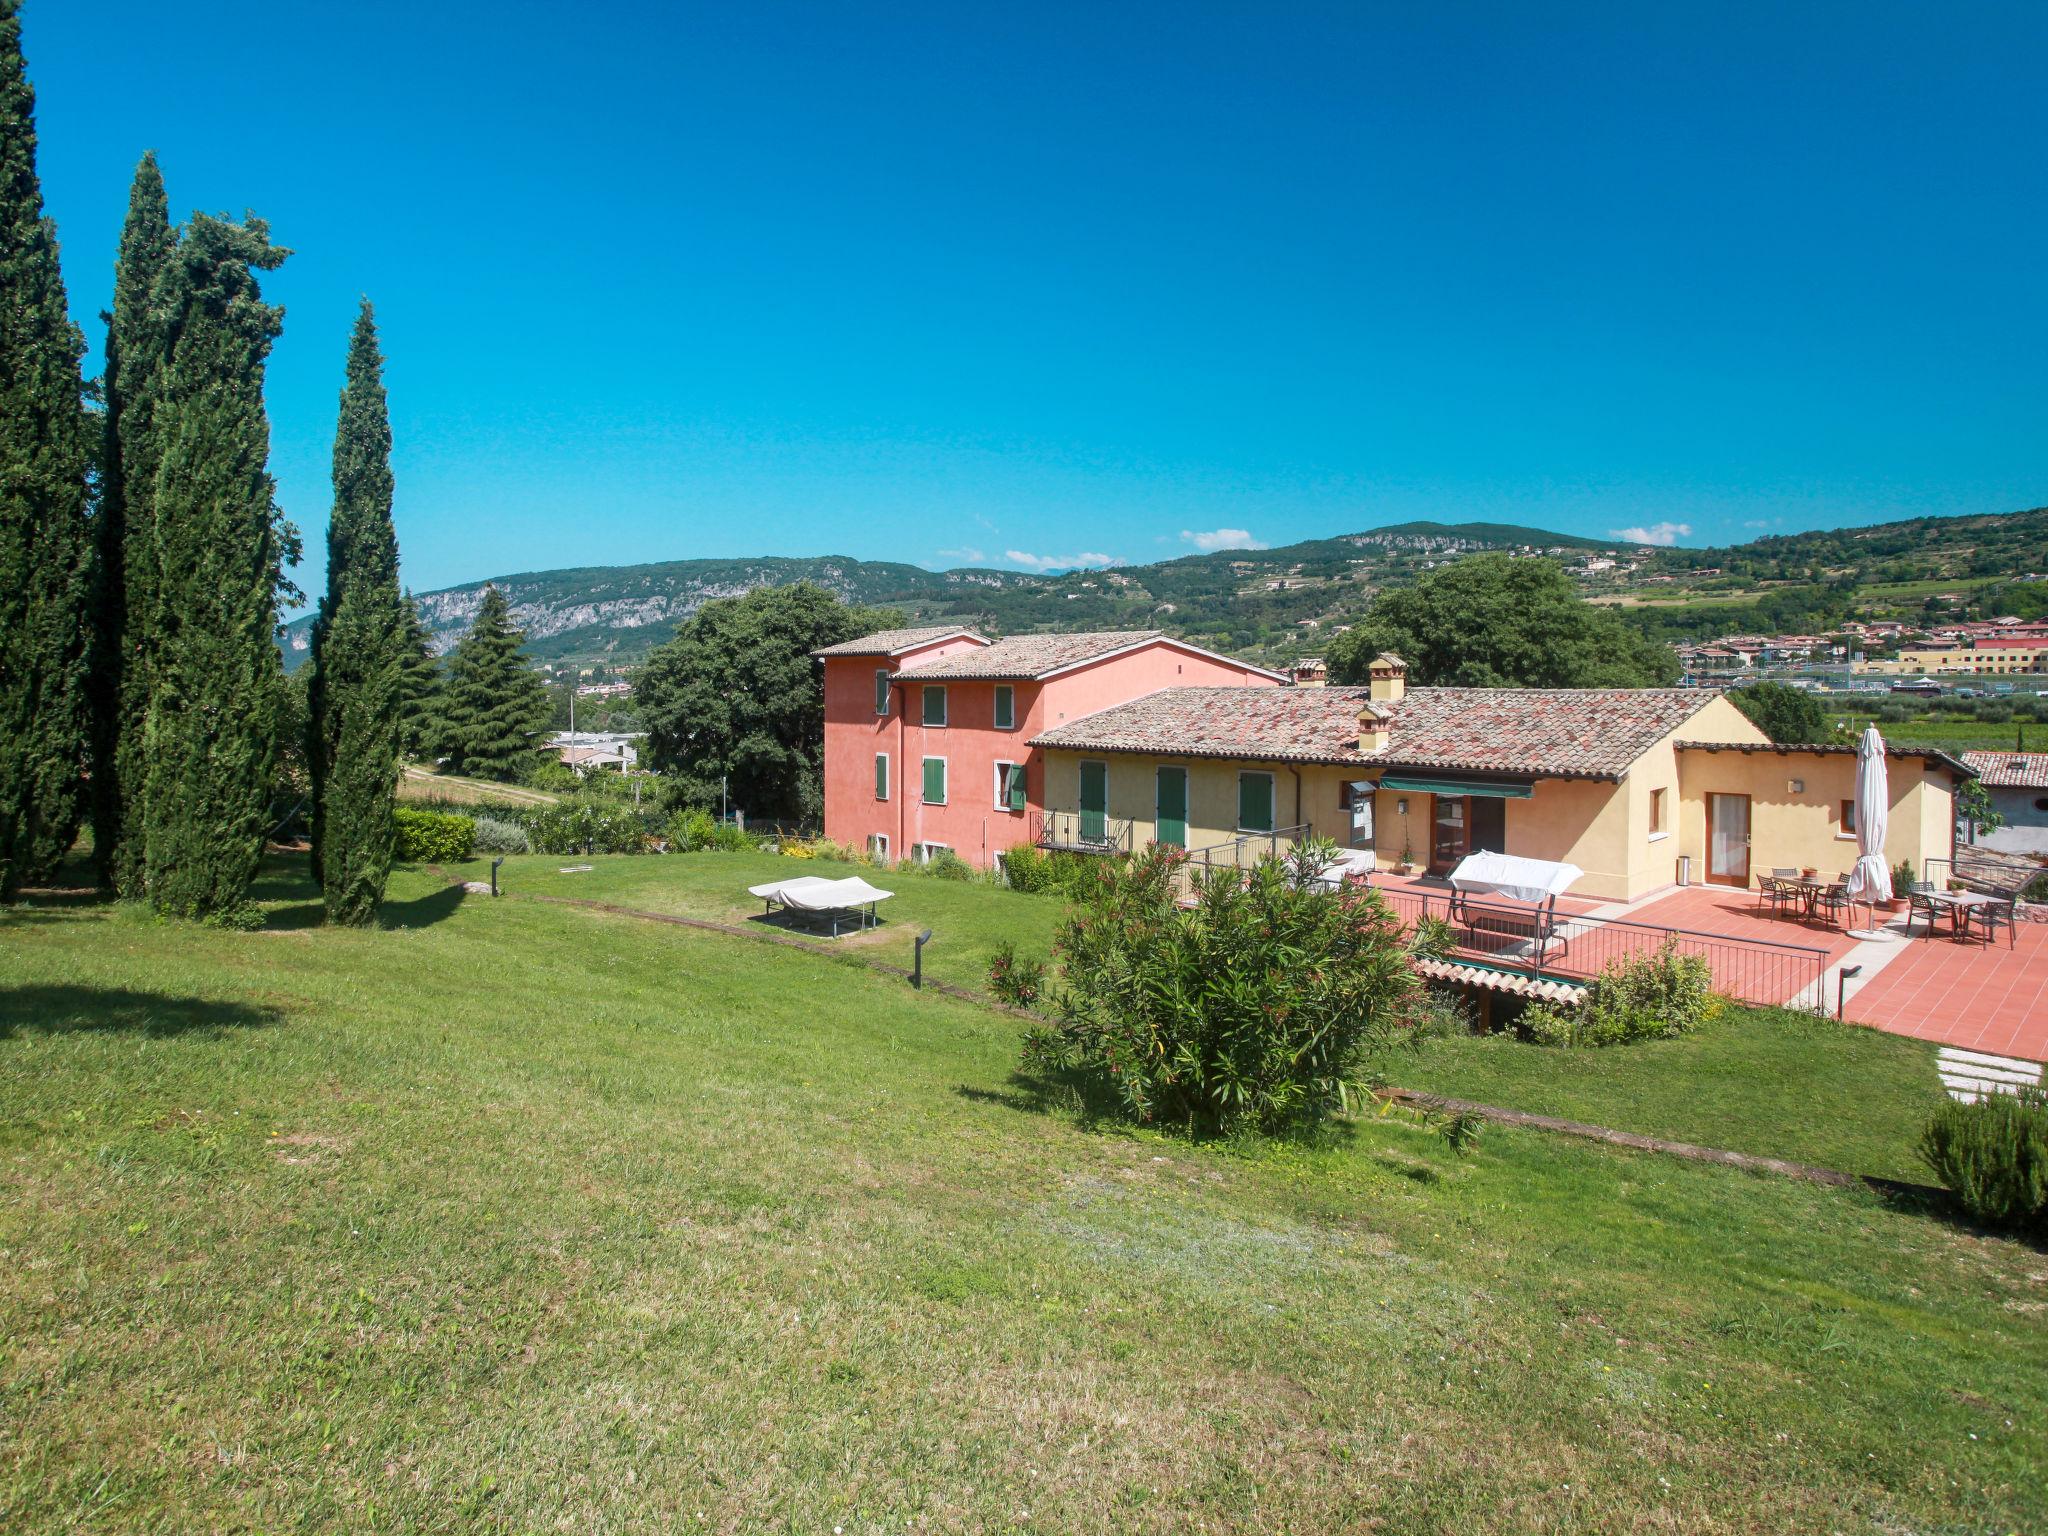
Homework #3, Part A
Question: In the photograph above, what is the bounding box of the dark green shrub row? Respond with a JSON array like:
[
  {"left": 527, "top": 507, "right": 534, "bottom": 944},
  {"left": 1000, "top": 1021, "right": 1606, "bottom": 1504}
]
[
  {"left": 392, "top": 808, "right": 476, "bottom": 863},
  {"left": 1000, "top": 843, "right": 1119, "bottom": 899},
  {"left": 526, "top": 800, "right": 649, "bottom": 855},
  {"left": 1920, "top": 1088, "right": 2048, "bottom": 1236}
]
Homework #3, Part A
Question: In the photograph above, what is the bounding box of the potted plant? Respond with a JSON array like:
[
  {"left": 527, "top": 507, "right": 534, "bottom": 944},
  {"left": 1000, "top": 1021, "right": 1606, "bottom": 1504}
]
[
  {"left": 1395, "top": 835, "right": 1416, "bottom": 876},
  {"left": 1884, "top": 858, "right": 1915, "bottom": 912},
  {"left": 1800, "top": 865, "right": 1818, "bottom": 881}
]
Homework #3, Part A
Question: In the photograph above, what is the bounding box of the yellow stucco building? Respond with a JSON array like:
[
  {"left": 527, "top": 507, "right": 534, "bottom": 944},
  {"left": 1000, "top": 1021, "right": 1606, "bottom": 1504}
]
[{"left": 1030, "top": 657, "right": 1968, "bottom": 904}]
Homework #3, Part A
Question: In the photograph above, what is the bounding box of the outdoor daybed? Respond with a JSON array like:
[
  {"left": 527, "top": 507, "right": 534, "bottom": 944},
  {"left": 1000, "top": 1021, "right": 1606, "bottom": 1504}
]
[
  {"left": 747, "top": 876, "right": 894, "bottom": 937},
  {"left": 1444, "top": 852, "right": 1583, "bottom": 969}
]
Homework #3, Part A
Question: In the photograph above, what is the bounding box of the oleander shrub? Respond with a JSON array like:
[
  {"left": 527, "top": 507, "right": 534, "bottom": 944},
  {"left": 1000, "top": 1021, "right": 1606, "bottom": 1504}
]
[
  {"left": 471, "top": 816, "right": 531, "bottom": 855},
  {"left": 527, "top": 800, "right": 647, "bottom": 855},
  {"left": 1407, "top": 914, "right": 1457, "bottom": 962},
  {"left": 1020, "top": 838, "right": 1415, "bottom": 1136},
  {"left": 391, "top": 808, "right": 476, "bottom": 864},
  {"left": 987, "top": 941, "right": 1049, "bottom": 1008},
  {"left": 668, "top": 809, "right": 753, "bottom": 853},
  {"left": 1919, "top": 1087, "right": 2048, "bottom": 1236}
]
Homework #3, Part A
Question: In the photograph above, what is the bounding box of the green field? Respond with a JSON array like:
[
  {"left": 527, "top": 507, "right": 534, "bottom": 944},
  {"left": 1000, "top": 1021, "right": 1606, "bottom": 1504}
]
[
  {"left": 2, "top": 857, "right": 2043, "bottom": 1532},
  {"left": 1829, "top": 713, "right": 2041, "bottom": 756}
]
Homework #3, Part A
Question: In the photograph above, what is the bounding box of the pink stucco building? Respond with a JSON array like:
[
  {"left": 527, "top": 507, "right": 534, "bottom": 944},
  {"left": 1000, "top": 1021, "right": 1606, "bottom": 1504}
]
[{"left": 813, "top": 627, "right": 1282, "bottom": 867}]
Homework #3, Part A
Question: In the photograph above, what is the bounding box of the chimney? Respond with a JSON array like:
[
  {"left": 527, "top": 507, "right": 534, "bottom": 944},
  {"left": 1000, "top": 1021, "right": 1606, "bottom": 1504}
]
[
  {"left": 1292, "top": 657, "right": 1327, "bottom": 688},
  {"left": 1357, "top": 703, "right": 1388, "bottom": 753},
  {"left": 1368, "top": 652, "right": 1407, "bottom": 704}
]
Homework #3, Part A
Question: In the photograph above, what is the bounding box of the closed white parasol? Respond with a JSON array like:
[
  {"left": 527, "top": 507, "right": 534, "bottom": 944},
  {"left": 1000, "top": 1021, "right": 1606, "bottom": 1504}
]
[{"left": 1842, "top": 725, "right": 1895, "bottom": 939}]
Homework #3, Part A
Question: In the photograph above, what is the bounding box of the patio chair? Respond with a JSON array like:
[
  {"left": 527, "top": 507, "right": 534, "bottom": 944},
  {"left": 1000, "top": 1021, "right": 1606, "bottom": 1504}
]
[
  {"left": 1757, "top": 875, "right": 1801, "bottom": 919},
  {"left": 1811, "top": 881, "right": 1852, "bottom": 927},
  {"left": 1904, "top": 881, "right": 1942, "bottom": 936},
  {"left": 1967, "top": 894, "right": 2020, "bottom": 949}
]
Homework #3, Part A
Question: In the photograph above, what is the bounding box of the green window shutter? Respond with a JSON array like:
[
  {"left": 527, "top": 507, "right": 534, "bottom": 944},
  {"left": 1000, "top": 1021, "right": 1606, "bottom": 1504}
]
[
  {"left": 1238, "top": 773, "right": 1274, "bottom": 833},
  {"left": 875, "top": 754, "right": 888, "bottom": 800},
  {"left": 923, "top": 757, "right": 946, "bottom": 804},
  {"left": 875, "top": 670, "right": 890, "bottom": 715},
  {"left": 1004, "top": 763, "right": 1026, "bottom": 811},
  {"left": 993, "top": 685, "right": 1014, "bottom": 730},
  {"left": 923, "top": 686, "right": 947, "bottom": 726}
]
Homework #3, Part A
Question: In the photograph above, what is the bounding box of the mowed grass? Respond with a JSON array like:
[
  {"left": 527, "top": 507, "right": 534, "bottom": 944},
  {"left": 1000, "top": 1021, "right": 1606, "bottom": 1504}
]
[
  {"left": 1398, "top": 1004, "right": 1946, "bottom": 1183},
  {"left": 0, "top": 862, "right": 2043, "bottom": 1533},
  {"left": 474, "top": 847, "right": 1066, "bottom": 996}
]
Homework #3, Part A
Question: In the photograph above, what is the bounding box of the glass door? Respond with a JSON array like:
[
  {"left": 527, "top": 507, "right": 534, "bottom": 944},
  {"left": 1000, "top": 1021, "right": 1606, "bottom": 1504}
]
[
  {"left": 1430, "top": 796, "right": 1467, "bottom": 872},
  {"left": 1155, "top": 766, "right": 1187, "bottom": 848},
  {"left": 1707, "top": 793, "right": 1751, "bottom": 885}
]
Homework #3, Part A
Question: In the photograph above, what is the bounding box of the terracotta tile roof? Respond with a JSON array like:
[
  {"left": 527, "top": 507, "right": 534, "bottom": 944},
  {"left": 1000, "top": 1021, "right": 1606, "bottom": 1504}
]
[
  {"left": 811, "top": 626, "right": 984, "bottom": 658},
  {"left": 895, "top": 630, "right": 1169, "bottom": 680},
  {"left": 1414, "top": 958, "right": 1588, "bottom": 1007},
  {"left": 1961, "top": 750, "right": 2048, "bottom": 788},
  {"left": 1678, "top": 739, "right": 1977, "bottom": 778},
  {"left": 1031, "top": 685, "right": 1720, "bottom": 780}
]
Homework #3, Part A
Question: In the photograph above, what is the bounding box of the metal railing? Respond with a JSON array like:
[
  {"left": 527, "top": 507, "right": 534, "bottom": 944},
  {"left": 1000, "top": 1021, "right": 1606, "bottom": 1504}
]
[
  {"left": 1167, "top": 824, "right": 1313, "bottom": 903},
  {"left": 1030, "top": 809, "right": 1136, "bottom": 855},
  {"left": 1374, "top": 883, "right": 1831, "bottom": 1011}
]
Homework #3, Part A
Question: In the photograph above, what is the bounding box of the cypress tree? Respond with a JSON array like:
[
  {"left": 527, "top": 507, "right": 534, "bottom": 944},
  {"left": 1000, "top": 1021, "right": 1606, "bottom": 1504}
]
[
  {"left": 437, "top": 586, "right": 548, "bottom": 780},
  {"left": 90, "top": 152, "right": 175, "bottom": 895},
  {"left": 143, "top": 213, "right": 291, "bottom": 921},
  {"left": 394, "top": 594, "right": 442, "bottom": 761},
  {"left": 0, "top": 0, "right": 93, "bottom": 898},
  {"left": 306, "top": 301, "right": 402, "bottom": 923}
]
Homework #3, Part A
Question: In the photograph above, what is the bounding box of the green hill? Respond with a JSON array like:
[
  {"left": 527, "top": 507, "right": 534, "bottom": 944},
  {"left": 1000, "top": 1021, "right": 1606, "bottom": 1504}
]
[{"left": 280, "top": 508, "right": 2048, "bottom": 672}]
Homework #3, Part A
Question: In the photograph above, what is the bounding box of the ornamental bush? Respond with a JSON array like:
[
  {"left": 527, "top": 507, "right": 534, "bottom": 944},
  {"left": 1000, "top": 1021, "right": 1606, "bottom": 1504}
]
[
  {"left": 1919, "top": 1087, "right": 2048, "bottom": 1236},
  {"left": 392, "top": 808, "right": 475, "bottom": 863},
  {"left": 1020, "top": 838, "right": 1415, "bottom": 1136},
  {"left": 527, "top": 799, "right": 646, "bottom": 855},
  {"left": 1520, "top": 937, "right": 1716, "bottom": 1047},
  {"left": 986, "top": 940, "right": 1047, "bottom": 1008},
  {"left": 471, "top": 815, "right": 530, "bottom": 855}
]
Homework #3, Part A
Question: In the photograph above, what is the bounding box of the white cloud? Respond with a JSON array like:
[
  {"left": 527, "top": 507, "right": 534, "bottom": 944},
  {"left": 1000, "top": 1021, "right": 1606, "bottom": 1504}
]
[
  {"left": 1610, "top": 521, "right": 1693, "bottom": 547},
  {"left": 1180, "top": 527, "right": 1267, "bottom": 553},
  {"left": 935, "top": 547, "right": 986, "bottom": 565},
  {"left": 1004, "top": 549, "right": 1121, "bottom": 572},
  {"left": 1741, "top": 519, "right": 1774, "bottom": 531}
]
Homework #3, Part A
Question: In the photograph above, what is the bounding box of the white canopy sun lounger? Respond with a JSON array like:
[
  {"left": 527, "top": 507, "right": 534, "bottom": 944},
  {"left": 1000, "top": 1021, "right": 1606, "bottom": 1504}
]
[
  {"left": 1306, "top": 846, "right": 1376, "bottom": 890},
  {"left": 1444, "top": 852, "right": 1584, "bottom": 968},
  {"left": 747, "top": 876, "right": 895, "bottom": 936}
]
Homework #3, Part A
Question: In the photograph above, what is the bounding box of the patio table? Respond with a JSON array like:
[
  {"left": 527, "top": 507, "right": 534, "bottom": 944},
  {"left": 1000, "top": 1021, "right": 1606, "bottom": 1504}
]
[
  {"left": 1918, "top": 889, "right": 1992, "bottom": 941},
  {"left": 1777, "top": 876, "right": 1841, "bottom": 920}
]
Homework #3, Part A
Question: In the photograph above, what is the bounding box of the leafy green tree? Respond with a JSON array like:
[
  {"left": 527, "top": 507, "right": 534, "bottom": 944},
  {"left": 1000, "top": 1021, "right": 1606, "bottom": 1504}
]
[
  {"left": 142, "top": 213, "right": 292, "bottom": 921},
  {"left": 637, "top": 582, "right": 888, "bottom": 823},
  {"left": 1728, "top": 680, "right": 1832, "bottom": 745},
  {"left": 1326, "top": 555, "right": 1678, "bottom": 688},
  {"left": 0, "top": 0, "right": 94, "bottom": 898},
  {"left": 1957, "top": 780, "right": 2004, "bottom": 845},
  {"left": 437, "top": 585, "right": 548, "bottom": 780},
  {"left": 306, "top": 301, "right": 403, "bottom": 922},
  {"left": 393, "top": 594, "right": 441, "bottom": 760},
  {"left": 90, "top": 152, "right": 176, "bottom": 895}
]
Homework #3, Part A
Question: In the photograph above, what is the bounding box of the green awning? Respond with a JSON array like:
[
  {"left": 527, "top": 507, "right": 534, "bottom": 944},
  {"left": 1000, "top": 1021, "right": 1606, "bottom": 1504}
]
[{"left": 1376, "top": 774, "right": 1533, "bottom": 799}]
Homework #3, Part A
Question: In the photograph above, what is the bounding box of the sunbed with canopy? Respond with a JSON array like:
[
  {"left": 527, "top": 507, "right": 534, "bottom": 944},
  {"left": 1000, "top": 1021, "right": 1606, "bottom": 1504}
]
[
  {"left": 1444, "top": 852, "right": 1584, "bottom": 969},
  {"left": 747, "top": 876, "right": 894, "bottom": 937}
]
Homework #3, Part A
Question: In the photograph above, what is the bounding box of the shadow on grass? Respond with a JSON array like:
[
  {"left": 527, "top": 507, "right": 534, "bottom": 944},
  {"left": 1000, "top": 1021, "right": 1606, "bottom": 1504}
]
[
  {"left": 0, "top": 985, "right": 280, "bottom": 1041},
  {"left": 380, "top": 883, "right": 466, "bottom": 930}
]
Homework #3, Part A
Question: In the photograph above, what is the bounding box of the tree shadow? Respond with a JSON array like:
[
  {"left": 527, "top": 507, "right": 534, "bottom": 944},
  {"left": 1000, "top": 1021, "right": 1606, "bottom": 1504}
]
[
  {"left": 0, "top": 985, "right": 280, "bottom": 1042},
  {"left": 379, "top": 882, "right": 466, "bottom": 930}
]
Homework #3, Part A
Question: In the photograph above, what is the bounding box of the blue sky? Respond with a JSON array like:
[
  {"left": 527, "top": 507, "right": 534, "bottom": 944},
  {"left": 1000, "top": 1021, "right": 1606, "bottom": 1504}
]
[{"left": 21, "top": 1, "right": 2048, "bottom": 602}]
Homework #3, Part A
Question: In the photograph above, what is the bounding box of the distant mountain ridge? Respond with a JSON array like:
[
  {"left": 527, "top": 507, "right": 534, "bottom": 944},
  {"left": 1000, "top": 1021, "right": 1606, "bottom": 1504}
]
[{"left": 278, "top": 508, "right": 2048, "bottom": 672}]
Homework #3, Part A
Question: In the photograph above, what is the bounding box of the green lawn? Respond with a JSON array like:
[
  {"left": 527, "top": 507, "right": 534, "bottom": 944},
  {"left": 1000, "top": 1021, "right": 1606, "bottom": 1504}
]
[
  {"left": 1398, "top": 1003, "right": 1946, "bottom": 1183},
  {"left": 2, "top": 860, "right": 2044, "bottom": 1532},
  {"left": 475, "top": 846, "right": 1066, "bottom": 996}
]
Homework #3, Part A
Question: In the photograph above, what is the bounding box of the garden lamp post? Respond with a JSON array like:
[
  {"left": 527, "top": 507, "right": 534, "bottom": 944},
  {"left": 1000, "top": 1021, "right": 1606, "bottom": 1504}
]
[{"left": 912, "top": 929, "right": 934, "bottom": 989}]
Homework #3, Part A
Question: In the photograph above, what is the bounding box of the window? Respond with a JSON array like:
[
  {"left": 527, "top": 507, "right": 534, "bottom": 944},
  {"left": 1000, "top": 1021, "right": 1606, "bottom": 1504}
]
[
  {"left": 1839, "top": 799, "right": 1857, "bottom": 837},
  {"left": 922, "top": 756, "right": 947, "bottom": 805},
  {"left": 875, "top": 669, "right": 891, "bottom": 716},
  {"left": 994, "top": 760, "right": 1026, "bottom": 812},
  {"left": 993, "top": 685, "right": 1015, "bottom": 730},
  {"left": 1237, "top": 771, "right": 1275, "bottom": 834},
  {"left": 874, "top": 753, "right": 889, "bottom": 801},
  {"left": 1648, "top": 786, "right": 1667, "bottom": 837},
  {"left": 918, "top": 841, "right": 949, "bottom": 865},
  {"left": 922, "top": 685, "right": 947, "bottom": 727},
  {"left": 868, "top": 834, "right": 889, "bottom": 860}
]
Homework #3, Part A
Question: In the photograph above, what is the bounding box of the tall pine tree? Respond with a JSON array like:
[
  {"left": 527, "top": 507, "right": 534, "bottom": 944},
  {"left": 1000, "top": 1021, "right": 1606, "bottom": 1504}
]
[
  {"left": 394, "top": 594, "right": 442, "bottom": 761},
  {"left": 306, "top": 301, "right": 403, "bottom": 923},
  {"left": 143, "top": 213, "right": 291, "bottom": 920},
  {"left": 90, "top": 152, "right": 175, "bottom": 895},
  {"left": 437, "top": 586, "right": 548, "bottom": 780},
  {"left": 0, "top": 0, "right": 93, "bottom": 898}
]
